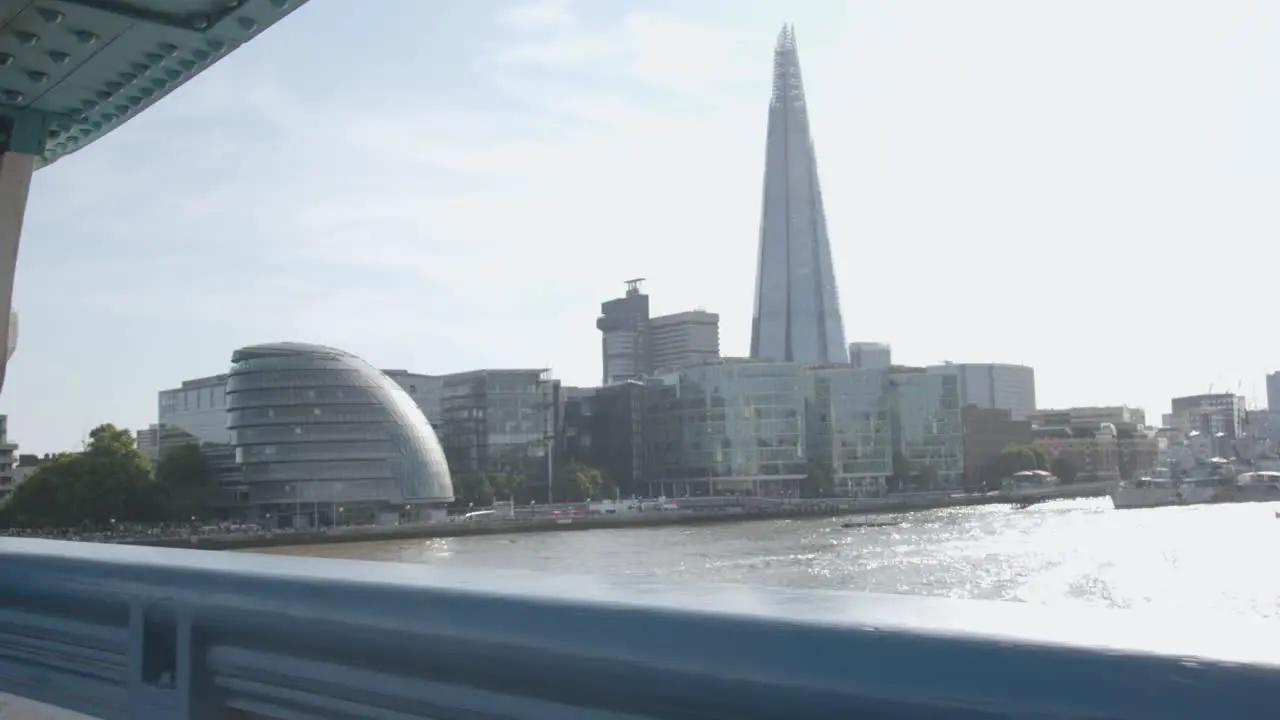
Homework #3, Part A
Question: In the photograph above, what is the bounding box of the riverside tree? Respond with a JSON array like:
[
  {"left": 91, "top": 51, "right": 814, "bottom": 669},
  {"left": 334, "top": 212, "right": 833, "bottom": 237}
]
[
  {"left": 0, "top": 428, "right": 220, "bottom": 529},
  {"left": 1, "top": 424, "right": 157, "bottom": 528}
]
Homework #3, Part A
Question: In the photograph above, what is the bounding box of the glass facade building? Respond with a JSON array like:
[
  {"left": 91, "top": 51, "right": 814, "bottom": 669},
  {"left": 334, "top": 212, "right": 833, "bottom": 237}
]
[
  {"left": 809, "top": 367, "right": 894, "bottom": 497},
  {"left": 645, "top": 362, "right": 808, "bottom": 497},
  {"left": 226, "top": 343, "right": 452, "bottom": 526},
  {"left": 641, "top": 361, "right": 964, "bottom": 498},
  {"left": 890, "top": 369, "right": 964, "bottom": 490},
  {"left": 750, "top": 25, "right": 848, "bottom": 365},
  {"left": 438, "top": 369, "right": 559, "bottom": 499}
]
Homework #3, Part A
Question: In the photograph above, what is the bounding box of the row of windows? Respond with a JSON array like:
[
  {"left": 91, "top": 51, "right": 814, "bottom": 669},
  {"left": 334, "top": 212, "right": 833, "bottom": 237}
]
[{"left": 227, "top": 387, "right": 386, "bottom": 409}]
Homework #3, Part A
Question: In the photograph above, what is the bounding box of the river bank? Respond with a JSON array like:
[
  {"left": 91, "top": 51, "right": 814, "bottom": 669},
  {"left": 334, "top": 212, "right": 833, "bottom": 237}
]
[{"left": 124, "top": 482, "right": 1111, "bottom": 551}]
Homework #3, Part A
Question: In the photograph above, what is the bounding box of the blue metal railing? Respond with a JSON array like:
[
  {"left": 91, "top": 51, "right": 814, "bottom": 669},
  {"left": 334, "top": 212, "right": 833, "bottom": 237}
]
[{"left": 1, "top": 537, "right": 1279, "bottom": 719}]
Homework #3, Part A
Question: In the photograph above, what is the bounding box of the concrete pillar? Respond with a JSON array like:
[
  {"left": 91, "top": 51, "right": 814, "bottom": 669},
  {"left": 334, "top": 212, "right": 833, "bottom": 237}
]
[{"left": 0, "top": 152, "right": 34, "bottom": 396}]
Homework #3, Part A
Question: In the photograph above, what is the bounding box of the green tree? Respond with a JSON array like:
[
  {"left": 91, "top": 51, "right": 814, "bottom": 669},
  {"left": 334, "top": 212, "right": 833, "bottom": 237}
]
[
  {"left": 452, "top": 473, "right": 494, "bottom": 509},
  {"left": 2, "top": 424, "right": 158, "bottom": 528},
  {"left": 1050, "top": 456, "right": 1079, "bottom": 484},
  {"left": 555, "top": 462, "right": 603, "bottom": 502},
  {"left": 799, "top": 458, "right": 835, "bottom": 497},
  {"left": 486, "top": 472, "right": 525, "bottom": 502},
  {"left": 154, "top": 443, "right": 218, "bottom": 521},
  {"left": 978, "top": 444, "right": 1049, "bottom": 491}
]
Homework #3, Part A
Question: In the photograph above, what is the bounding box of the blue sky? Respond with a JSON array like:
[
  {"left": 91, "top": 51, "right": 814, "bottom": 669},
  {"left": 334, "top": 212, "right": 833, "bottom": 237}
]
[{"left": 7, "top": 0, "right": 1280, "bottom": 452}]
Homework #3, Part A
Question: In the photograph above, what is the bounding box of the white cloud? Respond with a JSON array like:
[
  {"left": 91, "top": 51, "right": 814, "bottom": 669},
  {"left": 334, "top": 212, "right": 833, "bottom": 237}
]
[{"left": 496, "top": 0, "right": 577, "bottom": 32}]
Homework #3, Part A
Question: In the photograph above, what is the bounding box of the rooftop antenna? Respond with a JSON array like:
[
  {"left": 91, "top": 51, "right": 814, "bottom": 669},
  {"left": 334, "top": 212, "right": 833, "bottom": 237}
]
[{"left": 624, "top": 278, "right": 646, "bottom": 295}]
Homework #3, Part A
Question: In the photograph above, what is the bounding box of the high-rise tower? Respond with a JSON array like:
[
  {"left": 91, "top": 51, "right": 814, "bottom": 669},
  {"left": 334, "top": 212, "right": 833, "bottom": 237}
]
[{"left": 749, "top": 24, "right": 848, "bottom": 365}]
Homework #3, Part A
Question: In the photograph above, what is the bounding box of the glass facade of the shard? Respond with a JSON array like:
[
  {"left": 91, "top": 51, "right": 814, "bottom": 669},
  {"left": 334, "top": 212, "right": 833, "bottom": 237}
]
[{"left": 750, "top": 25, "right": 848, "bottom": 365}]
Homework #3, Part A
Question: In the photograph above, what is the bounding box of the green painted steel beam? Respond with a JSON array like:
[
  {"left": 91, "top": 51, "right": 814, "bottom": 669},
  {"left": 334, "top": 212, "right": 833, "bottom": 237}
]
[{"left": 0, "top": 0, "right": 311, "bottom": 168}]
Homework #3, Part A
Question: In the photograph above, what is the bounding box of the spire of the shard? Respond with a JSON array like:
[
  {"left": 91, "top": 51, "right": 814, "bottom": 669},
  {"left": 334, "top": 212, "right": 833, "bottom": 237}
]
[{"left": 750, "top": 24, "right": 848, "bottom": 365}]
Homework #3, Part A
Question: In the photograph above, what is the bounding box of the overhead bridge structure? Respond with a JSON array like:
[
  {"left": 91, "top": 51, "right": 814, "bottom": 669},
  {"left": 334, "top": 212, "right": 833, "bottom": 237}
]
[{"left": 0, "top": 0, "right": 310, "bottom": 392}]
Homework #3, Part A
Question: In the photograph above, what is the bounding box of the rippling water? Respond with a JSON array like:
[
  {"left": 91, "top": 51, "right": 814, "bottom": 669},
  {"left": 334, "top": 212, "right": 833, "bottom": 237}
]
[{"left": 260, "top": 498, "right": 1280, "bottom": 619}]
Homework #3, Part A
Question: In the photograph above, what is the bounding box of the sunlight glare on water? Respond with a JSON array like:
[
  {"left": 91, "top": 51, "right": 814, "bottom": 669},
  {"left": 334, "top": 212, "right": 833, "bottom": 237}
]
[{"left": 259, "top": 499, "right": 1280, "bottom": 619}]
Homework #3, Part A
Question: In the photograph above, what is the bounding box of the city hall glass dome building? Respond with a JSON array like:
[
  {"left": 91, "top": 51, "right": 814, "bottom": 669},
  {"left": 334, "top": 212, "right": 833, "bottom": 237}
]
[{"left": 226, "top": 342, "right": 453, "bottom": 526}]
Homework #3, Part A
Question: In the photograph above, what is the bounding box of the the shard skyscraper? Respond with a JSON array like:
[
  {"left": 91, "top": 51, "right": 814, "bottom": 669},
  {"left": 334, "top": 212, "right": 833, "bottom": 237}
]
[{"left": 749, "top": 25, "right": 848, "bottom": 365}]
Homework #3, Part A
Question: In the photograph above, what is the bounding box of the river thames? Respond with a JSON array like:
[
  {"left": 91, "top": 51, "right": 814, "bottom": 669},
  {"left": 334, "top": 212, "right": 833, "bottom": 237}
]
[{"left": 258, "top": 498, "right": 1280, "bottom": 619}]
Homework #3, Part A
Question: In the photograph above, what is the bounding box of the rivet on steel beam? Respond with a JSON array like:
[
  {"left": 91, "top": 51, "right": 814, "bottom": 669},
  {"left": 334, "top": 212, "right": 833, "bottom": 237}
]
[
  {"left": 14, "top": 32, "right": 40, "bottom": 46},
  {"left": 25, "top": 71, "right": 48, "bottom": 84},
  {"left": 145, "top": 53, "right": 164, "bottom": 64},
  {"left": 53, "top": 141, "right": 65, "bottom": 152},
  {"left": 119, "top": 72, "right": 137, "bottom": 84},
  {"left": 79, "top": 127, "right": 91, "bottom": 136},
  {"left": 130, "top": 63, "right": 149, "bottom": 74},
  {"left": 104, "top": 81, "right": 122, "bottom": 92},
  {"left": 164, "top": 69, "right": 181, "bottom": 81},
  {"left": 90, "top": 121, "right": 102, "bottom": 130},
  {"left": 37, "top": 8, "right": 64, "bottom": 24},
  {"left": 0, "top": 54, "right": 11, "bottom": 68},
  {"left": 238, "top": 17, "right": 258, "bottom": 32},
  {"left": 191, "top": 15, "right": 210, "bottom": 30},
  {"left": 113, "top": 104, "right": 128, "bottom": 114},
  {"left": 177, "top": 60, "right": 196, "bottom": 71},
  {"left": 207, "top": 40, "right": 226, "bottom": 52},
  {"left": 138, "top": 86, "right": 154, "bottom": 98},
  {"left": 81, "top": 99, "right": 97, "bottom": 110},
  {"left": 150, "top": 78, "right": 166, "bottom": 90},
  {"left": 46, "top": 128, "right": 58, "bottom": 139},
  {"left": 73, "top": 30, "right": 97, "bottom": 45},
  {"left": 100, "top": 113, "right": 115, "bottom": 122},
  {"left": 158, "top": 43, "right": 178, "bottom": 56},
  {"left": 95, "top": 90, "right": 110, "bottom": 100},
  {"left": 48, "top": 51, "right": 70, "bottom": 64},
  {"left": 192, "top": 50, "right": 210, "bottom": 62},
  {"left": 0, "top": 89, "right": 24, "bottom": 103},
  {"left": 126, "top": 95, "right": 142, "bottom": 106},
  {"left": 269, "top": 0, "right": 290, "bottom": 9}
]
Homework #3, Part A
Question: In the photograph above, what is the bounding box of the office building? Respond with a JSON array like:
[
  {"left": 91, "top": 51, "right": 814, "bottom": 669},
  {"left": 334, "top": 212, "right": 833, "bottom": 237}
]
[
  {"left": 1029, "top": 406, "right": 1146, "bottom": 430},
  {"left": 1167, "top": 394, "right": 1244, "bottom": 445},
  {"left": 225, "top": 342, "right": 453, "bottom": 527},
  {"left": 438, "top": 369, "right": 560, "bottom": 500},
  {"left": 1033, "top": 423, "right": 1158, "bottom": 484},
  {"left": 597, "top": 279, "right": 651, "bottom": 384},
  {"left": 645, "top": 361, "right": 809, "bottom": 497},
  {"left": 157, "top": 374, "right": 232, "bottom": 446},
  {"left": 1268, "top": 372, "right": 1280, "bottom": 412},
  {"left": 641, "top": 360, "right": 963, "bottom": 498},
  {"left": 848, "top": 342, "right": 891, "bottom": 370},
  {"left": 960, "top": 407, "right": 1033, "bottom": 488},
  {"left": 926, "top": 363, "right": 1036, "bottom": 421},
  {"left": 382, "top": 370, "right": 443, "bottom": 430},
  {"left": 651, "top": 310, "right": 719, "bottom": 373},
  {"left": 136, "top": 423, "right": 206, "bottom": 462},
  {"left": 808, "top": 366, "right": 893, "bottom": 497},
  {"left": 598, "top": 280, "right": 721, "bottom": 382},
  {"left": 750, "top": 25, "right": 848, "bottom": 365}
]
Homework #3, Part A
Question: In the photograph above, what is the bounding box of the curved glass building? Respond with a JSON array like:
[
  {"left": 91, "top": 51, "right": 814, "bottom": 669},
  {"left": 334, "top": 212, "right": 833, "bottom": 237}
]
[{"left": 226, "top": 342, "right": 453, "bottom": 527}]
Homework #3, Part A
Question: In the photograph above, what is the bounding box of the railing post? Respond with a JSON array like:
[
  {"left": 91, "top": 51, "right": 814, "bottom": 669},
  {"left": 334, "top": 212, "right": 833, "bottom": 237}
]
[{"left": 127, "top": 600, "right": 206, "bottom": 720}]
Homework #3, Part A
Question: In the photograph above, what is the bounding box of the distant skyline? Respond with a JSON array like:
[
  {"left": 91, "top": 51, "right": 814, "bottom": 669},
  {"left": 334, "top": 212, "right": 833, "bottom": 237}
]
[
  {"left": 751, "top": 24, "right": 848, "bottom": 365},
  {"left": 6, "top": 0, "right": 1280, "bottom": 452}
]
